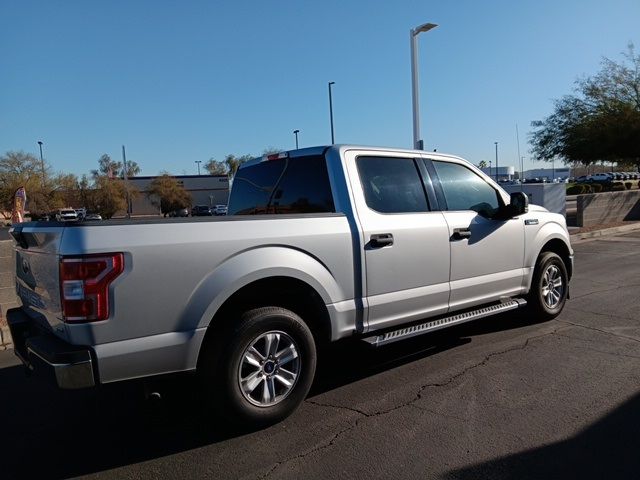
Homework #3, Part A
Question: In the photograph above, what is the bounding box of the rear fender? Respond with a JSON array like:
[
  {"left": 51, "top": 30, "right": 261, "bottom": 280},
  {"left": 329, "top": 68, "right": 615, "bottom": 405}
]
[{"left": 179, "top": 246, "right": 344, "bottom": 332}]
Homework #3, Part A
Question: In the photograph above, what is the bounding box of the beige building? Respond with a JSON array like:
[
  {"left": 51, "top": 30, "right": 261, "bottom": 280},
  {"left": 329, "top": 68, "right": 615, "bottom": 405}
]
[{"left": 123, "top": 174, "right": 230, "bottom": 216}]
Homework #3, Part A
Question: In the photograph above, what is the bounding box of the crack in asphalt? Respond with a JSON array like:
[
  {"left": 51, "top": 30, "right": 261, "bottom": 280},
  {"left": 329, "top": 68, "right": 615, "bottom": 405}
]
[
  {"left": 256, "top": 420, "right": 360, "bottom": 480},
  {"left": 257, "top": 328, "right": 560, "bottom": 479},
  {"left": 558, "top": 319, "right": 640, "bottom": 344}
]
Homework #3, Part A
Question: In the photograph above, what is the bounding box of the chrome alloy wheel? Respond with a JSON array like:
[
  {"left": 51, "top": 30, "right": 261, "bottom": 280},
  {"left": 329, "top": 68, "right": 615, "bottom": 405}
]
[
  {"left": 238, "top": 331, "right": 301, "bottom": 407},
  {"left": 541, "top": 264, "right": 564, "bottom": 308}
]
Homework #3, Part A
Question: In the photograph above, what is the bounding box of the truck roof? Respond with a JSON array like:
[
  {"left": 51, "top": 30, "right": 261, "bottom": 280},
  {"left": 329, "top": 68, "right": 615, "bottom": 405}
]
[{"left": 240, "top": 144, "right": 465, "bottom": 170}]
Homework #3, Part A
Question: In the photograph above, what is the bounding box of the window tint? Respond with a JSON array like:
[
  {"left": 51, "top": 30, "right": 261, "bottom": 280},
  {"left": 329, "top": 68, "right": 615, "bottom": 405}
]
[
  {"left": 228, "top": 160, "right": 286, "bottom": 215},
  {"left": 228, "top": 155, "right": 335, "bottom": 215},
  {"left": 432, "top": 161, "right": 500, "bottom": 217},
  {"left": 356, "top": 156, "right": 429, "bottom": 213}
]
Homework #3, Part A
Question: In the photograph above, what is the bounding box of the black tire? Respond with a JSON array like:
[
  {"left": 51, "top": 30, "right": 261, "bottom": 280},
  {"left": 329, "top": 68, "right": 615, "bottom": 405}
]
[
  {"left": 199, "top": 306, "right": 316, "bottom": 428},
  {"left": 527, "top": 251, "right": 568, "bottom": 320}
]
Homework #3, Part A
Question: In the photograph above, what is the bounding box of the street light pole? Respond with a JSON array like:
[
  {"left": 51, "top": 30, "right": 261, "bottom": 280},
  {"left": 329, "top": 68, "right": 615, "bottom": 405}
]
[
  {"left": 328, "top": 82, "right": 335, "bottom": 144},
  {"left": 410, "top": 22, "right": 438, "bottom": 150},
  {"left": 494, "top": 141, "right": 499, "bottom": 182},
  {"left": 293, "top": 129, "right": 300, "bottom": 149},
  {"left": 489, "top": 160, "right": 492, "bottom": 179},
  {"left": 195, "top": 160, "right": 202, "bottom": 175},
  {"left": 37, "top": 141, "right": 45, "bottom": 187},
  {"left": 122, "top": 145, "right": 131, "bottom": 219}
]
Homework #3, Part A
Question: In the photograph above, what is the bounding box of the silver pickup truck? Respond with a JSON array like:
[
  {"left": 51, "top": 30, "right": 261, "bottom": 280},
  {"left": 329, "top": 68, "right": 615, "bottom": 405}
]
[{"left": 9, "top": 145, "right": 573, "bottom": 426}]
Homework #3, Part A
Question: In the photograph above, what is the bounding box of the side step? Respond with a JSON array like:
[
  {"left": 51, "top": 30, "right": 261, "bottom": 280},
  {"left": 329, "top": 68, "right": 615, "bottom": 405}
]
[{"left": 362, "top": 298, "right": 527, "bottom": 347}]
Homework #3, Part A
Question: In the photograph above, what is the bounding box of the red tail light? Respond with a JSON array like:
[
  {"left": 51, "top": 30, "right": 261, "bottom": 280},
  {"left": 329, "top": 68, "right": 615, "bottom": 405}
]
[{"left": 60, "top": 253, "right": 124, "bottom": 322}]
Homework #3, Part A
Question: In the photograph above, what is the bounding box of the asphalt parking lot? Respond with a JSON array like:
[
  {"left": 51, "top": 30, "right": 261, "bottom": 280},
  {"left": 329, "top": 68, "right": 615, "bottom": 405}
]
[{"left": 1, "top": 231, "right": 640, "bottom": 480}]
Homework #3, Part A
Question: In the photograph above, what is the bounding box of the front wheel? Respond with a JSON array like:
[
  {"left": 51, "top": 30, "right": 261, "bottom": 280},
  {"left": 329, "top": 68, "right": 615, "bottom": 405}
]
[
  {"left": 199, "top": 307, "right": 317, "bottom": 428},
  {"left": 527, "top": 251, "right": 568, "bottom": 320}
]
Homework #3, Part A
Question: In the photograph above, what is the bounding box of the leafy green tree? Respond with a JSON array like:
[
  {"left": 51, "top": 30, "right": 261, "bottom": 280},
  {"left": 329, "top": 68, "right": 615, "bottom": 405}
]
[
  {"left": 89, "top": 176, "right": 128, "bottom": 219},
  {"left": 121, "top": 161, "right": 141, "bottom": 178},
  {"left": 478, "top": 160, "right": 488, "bottom": 169},
  {"left": 530, "top": 44, "right": 640, "bottom": 170},
  {"left": 147, "top": 173, "right": 192, "bottom": 216},
  {"left": 205, "top": 158, "right": 228, "bottom": 175},
  {"left": 92, "top": 154, "right": 121, "bottom": 178},
  {"left": 225, "top": 154, "right": 252, "bottom": 180}
]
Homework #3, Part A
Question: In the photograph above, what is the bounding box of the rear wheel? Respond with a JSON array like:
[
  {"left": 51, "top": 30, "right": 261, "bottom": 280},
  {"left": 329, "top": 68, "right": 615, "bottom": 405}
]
[
  {"left": 200, "top": 306, "right": 316, "bottom": 428},
  {"left": 527, "top": 251, "right": 568, "bottom": 320}
]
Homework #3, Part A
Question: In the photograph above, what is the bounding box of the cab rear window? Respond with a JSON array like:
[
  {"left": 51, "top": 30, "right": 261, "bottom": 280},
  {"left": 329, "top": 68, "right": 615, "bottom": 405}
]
[{"left": 228, "top": 155, "right": 335, "bottom": 215}]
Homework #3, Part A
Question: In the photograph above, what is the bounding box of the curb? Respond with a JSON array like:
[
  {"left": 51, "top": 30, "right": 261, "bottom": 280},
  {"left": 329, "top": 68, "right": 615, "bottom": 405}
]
[{"left": 570, "top": 222, "right": 640, "bottom": 243}]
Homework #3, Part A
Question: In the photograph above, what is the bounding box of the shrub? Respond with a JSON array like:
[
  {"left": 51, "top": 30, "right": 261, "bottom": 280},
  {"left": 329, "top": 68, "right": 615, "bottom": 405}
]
[
  {"left": 591, "top": 183, "right": 603, "bottom": 193},
  {"left": 625, "top": 182, "right": 633, "bottom": 190},
  {"left": 566, "top": 185, "right": 584, "bottom": 195},
  {"left": 612, "top": 182, "right": 625, "bottom": 191}
]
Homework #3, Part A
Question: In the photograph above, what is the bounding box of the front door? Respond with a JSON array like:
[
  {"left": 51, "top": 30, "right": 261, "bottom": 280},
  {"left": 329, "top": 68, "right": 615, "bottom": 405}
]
[{"left": 427, "top": 159, "right": 526, "bottom": 311}]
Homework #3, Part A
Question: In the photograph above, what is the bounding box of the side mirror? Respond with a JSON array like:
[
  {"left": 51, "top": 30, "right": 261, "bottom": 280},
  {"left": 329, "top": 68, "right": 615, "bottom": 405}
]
[
  {"left": 493, "top": 191, "right": 528, "bottom": 220},
  {"left": 510, "top": 191, "right": 528, "bottom": 215}
]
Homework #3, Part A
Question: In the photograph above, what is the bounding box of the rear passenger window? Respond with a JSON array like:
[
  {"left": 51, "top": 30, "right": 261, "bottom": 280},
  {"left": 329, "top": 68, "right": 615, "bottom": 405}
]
[
  {"left": 229, "top": 155, "right": 335, "bottom": 215},
  {"left": 357, "top": 156, "right": 429, "bottom": 213}
]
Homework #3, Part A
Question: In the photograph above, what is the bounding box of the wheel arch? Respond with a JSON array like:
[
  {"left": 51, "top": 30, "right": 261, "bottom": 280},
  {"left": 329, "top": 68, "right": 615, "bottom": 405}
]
[
  {"left": 524, "top": 222, "right": 573, "bottom": 291},
  {"left": 182, "top": 246, "right": 342, "bottom": 370}
]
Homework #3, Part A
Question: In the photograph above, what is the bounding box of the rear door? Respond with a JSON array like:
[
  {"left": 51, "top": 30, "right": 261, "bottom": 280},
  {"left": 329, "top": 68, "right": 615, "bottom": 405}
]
[{"left": 343, "top": 150, "right": 451, "bottom": 331}]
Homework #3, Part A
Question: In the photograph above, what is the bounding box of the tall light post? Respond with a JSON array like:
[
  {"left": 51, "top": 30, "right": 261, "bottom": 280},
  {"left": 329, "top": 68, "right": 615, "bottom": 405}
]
[
  {"left": 195, "top": 160, "right": 202, "bottom": 175},
  {"left": 328, "top": 82, "right": 336, "bottom": 144},
  {"left": 489, "top": 160, "right": 492, "bottom": 179},
  {"left": 494, "top": 141, "right": 499, "bottom": 182},
  {"left": 37, "top": 141, "right": 46, "bottom": 187},
  {"left": 293, "top": 129, "right": 300, "bottom": 149},
  {"left": 410, "top": 22, "right": 438, "bottom": 150},
  {"left": 122, "top": 145, "right": 131, "bottom": 218}
]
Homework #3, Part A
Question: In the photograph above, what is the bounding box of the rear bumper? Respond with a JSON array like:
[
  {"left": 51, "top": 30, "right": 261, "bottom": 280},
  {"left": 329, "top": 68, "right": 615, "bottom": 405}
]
[{"left": 7, "top": 308, "right": 96, "bottom": 389}]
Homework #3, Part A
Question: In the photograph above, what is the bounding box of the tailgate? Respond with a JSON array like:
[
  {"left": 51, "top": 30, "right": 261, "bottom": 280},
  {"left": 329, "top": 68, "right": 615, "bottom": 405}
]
[{"left": 11, "top": 223, "right": 66, "bottom": 335}]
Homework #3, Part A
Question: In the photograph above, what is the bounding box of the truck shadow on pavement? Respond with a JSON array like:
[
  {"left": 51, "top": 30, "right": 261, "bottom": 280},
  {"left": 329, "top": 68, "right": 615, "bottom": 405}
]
[{"left": 0, "top": 311, "right": 612, "bottom": 480}]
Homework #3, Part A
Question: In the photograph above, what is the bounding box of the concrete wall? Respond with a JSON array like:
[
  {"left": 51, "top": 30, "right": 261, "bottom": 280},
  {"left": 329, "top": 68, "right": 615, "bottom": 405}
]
[
  {"left": 577, "top": 190, "right": 640, "bottom": 227},
  {"left": 503, "top": 183, "right": 566, "bottom": 216},
  {"left": 0, "top": 240, "right": 19, "bottom": 348}
]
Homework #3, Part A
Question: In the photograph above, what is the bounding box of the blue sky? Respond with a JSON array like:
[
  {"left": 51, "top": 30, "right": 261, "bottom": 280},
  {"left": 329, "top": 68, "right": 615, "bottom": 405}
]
[{"left": 2, "top": 0, "right": 638, "bottom": 177}]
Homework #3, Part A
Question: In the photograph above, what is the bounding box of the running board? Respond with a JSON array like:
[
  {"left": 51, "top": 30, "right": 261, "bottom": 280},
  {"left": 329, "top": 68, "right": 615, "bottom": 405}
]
[{"left": 362, "top": 298, "right": 527, "bottom": 347}]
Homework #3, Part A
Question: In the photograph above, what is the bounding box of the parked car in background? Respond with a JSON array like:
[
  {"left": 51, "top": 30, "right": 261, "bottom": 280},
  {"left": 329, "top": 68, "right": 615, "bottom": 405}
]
[
  {"left": 169, "top": 208, "right": 189, "bottom": 217},
  {"left": 589, "top": 173, "right": 612, "bottom": 183},
  {"left": 84, "top": 211, "right": 102, "bottom": 221},
  {"left": 55, "top": 209, "right": 78, "bottom": 221},
  {"left": 74, "top": 208, "right": 86, "bottom": 220},
  {"left": 191, "top": 205, "right": 213, "bottom": 216},
  {"left": 213, "top": 204, "right": 228, "bottom": 215}
]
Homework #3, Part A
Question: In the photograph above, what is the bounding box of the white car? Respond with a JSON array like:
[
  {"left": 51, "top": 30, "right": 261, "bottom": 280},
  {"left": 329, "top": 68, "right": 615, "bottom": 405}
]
[
  {"left": 55, "top": 209, "right": 78, "bottom": 221},
  {"left": 589, "top": 173, "right": 613, "bottom": 183},
  {"left": 214, "top": 204, "right": 228, "bottom": 215}
]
